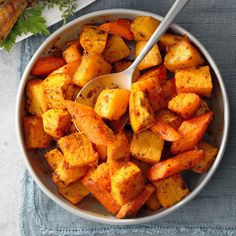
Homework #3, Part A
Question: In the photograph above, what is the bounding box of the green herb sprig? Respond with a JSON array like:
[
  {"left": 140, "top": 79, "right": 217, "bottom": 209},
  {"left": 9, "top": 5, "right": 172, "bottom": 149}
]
[{"left": 1, "top": 0, "right": 77, "bottom": 52}]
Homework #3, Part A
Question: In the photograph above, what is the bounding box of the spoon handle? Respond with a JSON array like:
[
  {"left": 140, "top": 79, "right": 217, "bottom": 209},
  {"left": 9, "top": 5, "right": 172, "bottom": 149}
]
[{"left": 128, "top": 0, "right": 190, "bottom": 76}]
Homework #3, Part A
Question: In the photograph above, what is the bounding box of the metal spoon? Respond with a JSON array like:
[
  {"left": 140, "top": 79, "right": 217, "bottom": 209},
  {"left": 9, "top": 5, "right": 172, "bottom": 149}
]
[{"left": 75, "top": 0, "right": 189, "bottom": 130}]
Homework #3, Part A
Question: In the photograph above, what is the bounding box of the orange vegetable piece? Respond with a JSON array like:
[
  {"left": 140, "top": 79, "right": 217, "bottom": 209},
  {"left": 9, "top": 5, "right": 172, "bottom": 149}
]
[
  {"left": 65, "top": 101, "right": 115, "bottom": 145},
  {"left": 99, "top": 19, "right": 134, "bottom": 40},
  {"left": 151, "top": 119, "right": 182, "bottom": 142},
  {"left": 116, "top": 184, "right": 155, "bottom": 218},
  {"left": 31, "top": 57, "right": 66, "bottom": 76},
  {"left": 171, "top": 112, "right": 213, "bottom": 154},
  {"left": 81, "top": 173, "right": 121, "bottom": 214},
  {"left": 147, "top": 149, "right": 204, "bottom": 181}
]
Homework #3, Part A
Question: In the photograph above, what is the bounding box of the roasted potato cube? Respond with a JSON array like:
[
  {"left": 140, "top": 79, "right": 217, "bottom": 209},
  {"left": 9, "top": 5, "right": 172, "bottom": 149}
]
[
  {"left": 131, "top": 16, "right": 160, "bottom": 41},
  {"left": 146, "top": 192, "right": 161, "bottom": 211},
  {"left": 90, "top": 163, "right": 111, "bottom": 191},
  {"left": 159, "top": 33, "right": 184, "bottom": 49},
  {"left": 129, "top": 91, "right": 155, "bottom": 133},
  {"left": 111, "top": 162, "right": 145, "bottom": 205},
  {"left": 99, "top": 19, "right": 134, "bottom": 40},
  {"left": 26, "top": 79, "right": 49, "bottom": 116},
  {"left": 168, "top": 93, "right": 202, "bottom": 119},
  {"left": 131, "top": 76, "right": 160, "bottom": 93},
  {"left": 137, "top": 65, "right": 167, "bottom": 84},
  {"left": 135, "top": 41, "right": 162, "bottom": 70},
  {"left": 65, "top": 84, "right": 81, "bottom": 101},
  {"left": 103, "top": 35, "right": 131, "bottom": 63},
  {"left": 73, "top": 53, "right": 112, "bottom": 87},
  {"left": 131, "top": 130, "right": 164, "bottom": 165},
  {"left": 43, "top": 73, "right": 72, "bottom": 109},
  {"left": 116, "top": 184, "right": 155, "bottom": 218},
  {"left": 175, "top": 66, "right": 213, "bottom": 97},
  {"left": 150, "top": 119, "right": 182, "bottom": 142},
  {"left": 50, "top": 59, "right": 81, "bottom": 78},
  {"left": 63, "top": 40, "right": 82, "bottom": 63},
  {"left": 23, "top": 116, "right": 52, "bottom": 149},
  {"left": 94, "top": 144, "right": 107, "bottom": 162},
  {"left": 42, "top": 109, "right": 71, "bottom": 139},
  {"left": 148, "top": 149, "right": 204, "bottom": 181},
  {"left": 31, "top": 57, "right": 66, "bottom": 76},
  {"left": 58, "top": 181, "right": 89, "bottom": 205},
  {"left": 164, "top": 40, "right": 204, "bottom": 72},
  {"left": 44, "top": 149, "right": 64, "bottom": 171},
  {"left": 94, "top": 89, "right": 130, "bottom": 121},
  {"left": 192, "top": 141, "right": 218, "bottom": 173},
  {"left": 154, "top": 174, "right": 189, "bottom": 208},
  {"left": 171, "top": 112, "right": 213, "bottom": 154},
  {"left": 58, "top": 132, "right": 98, "bottom": 167},
  {"left": 81, "top": 173, "right": 121, "bottom": 214},
  {"left": 114, "top": 60, "right": 140, "bottom": 80},
  {"left": 65, "top": 101, "right": 115, "bottom": 145},
  {"left": 155, "top": 109, "right": 183, "bottom": 130},
  {"left": 53, "top": 161, "right": 89, "bottom": 186},
  {"left": 195, "top": 100, "right": 210, "bottom": 116},
  {"left": 80, "top": 25, "right": 108, "bottom": 54},
  {"left": 107, "top": 131, "right": 130, "bottom": 174}
]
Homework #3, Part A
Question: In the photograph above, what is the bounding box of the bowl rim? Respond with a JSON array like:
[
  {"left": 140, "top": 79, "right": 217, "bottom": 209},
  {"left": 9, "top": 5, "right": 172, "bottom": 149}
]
[{"left": 15, "top": 8, "right": 230, "bottom": 225}]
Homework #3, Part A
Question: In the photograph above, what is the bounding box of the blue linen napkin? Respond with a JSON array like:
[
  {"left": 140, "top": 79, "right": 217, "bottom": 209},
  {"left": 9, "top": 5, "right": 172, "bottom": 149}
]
[{"left": 20, "top": 0, "right": 236, "bottom": 235}]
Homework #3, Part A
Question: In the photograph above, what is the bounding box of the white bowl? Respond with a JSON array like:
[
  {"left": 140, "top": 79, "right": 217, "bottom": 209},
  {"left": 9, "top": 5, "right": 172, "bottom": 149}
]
[{"left": 15, "top": 9, "right": 230, "bottom": 225}]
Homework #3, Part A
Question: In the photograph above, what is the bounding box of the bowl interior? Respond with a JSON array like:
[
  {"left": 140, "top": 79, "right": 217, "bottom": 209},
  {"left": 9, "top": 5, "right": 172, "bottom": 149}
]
[{"left": 18, "top": 10, "right": 228, "bottom": 224}]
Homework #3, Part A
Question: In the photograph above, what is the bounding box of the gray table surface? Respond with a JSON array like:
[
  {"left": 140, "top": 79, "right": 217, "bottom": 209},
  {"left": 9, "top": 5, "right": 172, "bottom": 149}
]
[{"left": 0, "top": 0, "right": 236, "bottom": 235}]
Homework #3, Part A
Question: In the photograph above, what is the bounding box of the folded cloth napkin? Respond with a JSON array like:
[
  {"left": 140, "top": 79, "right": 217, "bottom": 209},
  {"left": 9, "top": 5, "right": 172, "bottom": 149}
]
[{"left": 20, "top": 0, "right": 236, "bottom": 235}]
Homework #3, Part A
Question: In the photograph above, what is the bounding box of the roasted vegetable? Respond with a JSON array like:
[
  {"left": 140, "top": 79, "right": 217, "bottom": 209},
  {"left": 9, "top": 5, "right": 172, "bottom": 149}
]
[
  {"left": 148, "top": 149, "right": 204, "bottom": 181},
  {"left": 58, "top": 132, "right": 98, "bottom": 167},
  {"left": 168, "top": 93, "right": 202, "bottom": 119},
  {"left": 26, "top": 79, "right": 49, "bottom": 116},
  {"left": 129, "top": 91, "right": 155, "bottom": 133},
  {"left": 192, "top": 141, "right": 218, "bottom": 173},
  {"left": 99, "top": 19, "right": 134, "bottom": 40},
  {"left": 135, "top": 41, "right": 162, "bottom": 70},
  {"left": 154, "top": 174, "right": 189, "bottom": 208},
  {"left": 50, "top": 59, "right": 81, "bottom": 78},
  {"left": 159, "top": 33, "right": 184, "bottom": 49},
  {"left": 131, "top": 16, "right": 160, "bottom": 41},
  {"left": 94, "top": 89, "right": 130, "bottom": 121},
  {"left": 53, "top": 161, "right": 89, "bottom": 186},
  {"left": 63, "top": 39, "right": 82, "bottom": 63},
  {"left": 73, "top": 53, "right": 112, "bottom": 87},
  {"left": 80, "top": 25, "right": 108, "bottom": 54},
  {"left": 146, "top": 192, "right": 161, "bottom": 211},
  {"left": 111, "top": 162, "right": 145, "bottom": 206},
  {"left": 175, "top": 66, "right": 213, "bottom": 97},
  {"left": 164, "top": 40, "right": 204, "bottom": 72},
  {"left": 171, "top": 112, "right": 213, "bottom": 154},
  {"left": 107, "top": 131, "right": 130, "bottom": 175},
  {"left": 42, "top": 109, "right": 71, "bottom": 139},
  {"left": 116, "top": 184, "right": 155, "bottom": 218},
  {"left": 81, "top": 172, "right": 121, "bottom": 214},
  {"left": 43, "top": 73, "right": 72, "bottom": 109},
  {"left": 131, "top": 130, "right": 164, "bottom": 165},
  {"left": 31, "top": 57, "right": 66, "bottom": 76},
  {"left": 103, "top": 35, "right": 131, "bottom": 63},
  {"left": 58, "top": 181, "right": 89, "bottom": 205},
  {"left": 150, "top": 119, "right": 182, "bottom": 142},
  {"left": 65, "top": 101, "right": 115, "bottom": 145},
  {"left": 155, "top": 109, "right": 183, "bottom": 130},
  {"left": 90, "top": 163, "right": 111, "bottom": 192},
  {"left": 44, "top": 149, "right": 64, "bottom": 171},
  {"left": 23, "top": 116, "right": 52, "bottom": 149}
]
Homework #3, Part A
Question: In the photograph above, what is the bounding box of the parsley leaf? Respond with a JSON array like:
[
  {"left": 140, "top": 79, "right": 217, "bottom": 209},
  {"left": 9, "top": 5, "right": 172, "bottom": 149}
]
[{"left": 1, "top": 5, "right": 50, "bottom": 52}]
